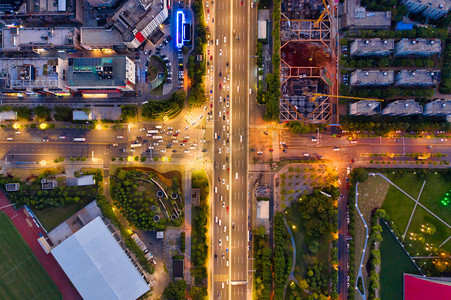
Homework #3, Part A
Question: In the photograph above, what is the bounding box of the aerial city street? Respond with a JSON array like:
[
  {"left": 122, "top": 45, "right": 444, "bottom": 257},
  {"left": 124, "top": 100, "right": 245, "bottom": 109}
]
[{"left": 0, "top": 0, "right": 450, "bottom": 299}]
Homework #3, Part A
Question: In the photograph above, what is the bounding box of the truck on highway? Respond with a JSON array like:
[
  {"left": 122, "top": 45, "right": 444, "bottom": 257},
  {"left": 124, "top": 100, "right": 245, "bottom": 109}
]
[
  {"left": 131, "top": 143, "right": 142, "bottom": 148},
  {"left": 73, "top": 138, "right": 86, "bottom": 142},
  {"left": 152, "top": 136, "right": 163, "bottom": 139}
]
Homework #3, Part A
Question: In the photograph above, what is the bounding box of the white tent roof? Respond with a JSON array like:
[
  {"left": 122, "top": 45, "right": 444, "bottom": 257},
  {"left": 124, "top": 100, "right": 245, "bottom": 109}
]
[
  {"left": 51, "top": 217, "right": 149, "bottom": 300},
  {"left": 257, "top": 201, "right": 269, "bottom": 220}
]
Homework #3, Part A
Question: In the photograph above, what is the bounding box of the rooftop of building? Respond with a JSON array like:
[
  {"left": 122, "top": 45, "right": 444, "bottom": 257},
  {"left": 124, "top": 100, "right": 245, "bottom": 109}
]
[
  {"left": 80, "top": 27, "right": 125, "bottom": 47},
  {"left": 405, "top": 0, "right": 451, "bottom": 12},
  {"left": 66, "top": 56, "right": 128, "bottom": 87},
  {"left": 10, "top": 0, "right": 76, "bottom": 14},
  {"left": 404, "top": 274, "right": 451, "bottom": 300},
  {"left": 351, "top": 38, "right": 394, "bottom": 52},
  {"left": 424, "top": 100, "right": 451, "bottom": 115},
  {"left": 350, "top": 100, "right": 381, "bottom": 114},
  {"left": 2, "top": 27, "right": 78, "bottom": 50},
  {"left": 345, "top": 0, "right": 392, "bottom": 28},
  {"left": 395, "top": 70, "right": 437, "bottom": 84},
  {"left": 0, "top": 57, "right": 66, "bottom": 88},
  {"left": 382, "top": 100, "right": 423, "bottom": 115},
  {"left": 395, "top": 38, "right": 441, "bottom": 53},
  {"left": 109, "top": 0, "right": 164, "bottom": 42},
  {"left": 51, "top": 216, "right": 150, "bottom": 300},
  {"left": 351, "top": 70, "right": 394, "bottom": 84}
]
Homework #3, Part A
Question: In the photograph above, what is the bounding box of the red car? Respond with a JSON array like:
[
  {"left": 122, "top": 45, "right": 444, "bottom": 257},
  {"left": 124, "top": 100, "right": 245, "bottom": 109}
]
[
  {"left": 210, "top": 55, "right": 213, "bottom": 61},
  {"left": 226, "top": 111, "right": 229, "bottom": 115},
  {"left": 269, "top": 149, "right": 274, "bottom": 152},
  {"left": 241, "top": 0, "right": 243, "bottom": 5},
  {"left": 183, "top": 139, "right": 188, "bottom": 143},
  {"left": 173, "top": 133, "right": 178, "bottom": 136},
  {"left": 227, "top": 167, "right": 230, "bottom": 172},
  {"left": 219, "top": 83, "right": 222, "bottom": 89},
  {"left": 226, "top": 206, "right": 229, "bottom": 212},
  {"left": 207, "top": 49, "right": 210, "bottom": 55},
  {"left": 207, "top": 8, "right": 209, "bottom": 13}
]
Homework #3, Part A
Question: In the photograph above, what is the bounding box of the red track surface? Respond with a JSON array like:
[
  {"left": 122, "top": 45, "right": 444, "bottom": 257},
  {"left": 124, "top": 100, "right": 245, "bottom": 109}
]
[{"left": 0, "top": 192, "right": 81, "bottom": 300}]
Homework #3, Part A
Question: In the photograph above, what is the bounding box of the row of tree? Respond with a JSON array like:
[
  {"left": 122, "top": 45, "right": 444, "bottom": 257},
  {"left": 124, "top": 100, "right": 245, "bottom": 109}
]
[
  {"left": 141, "top": 92, "right": 185, "bottom": 119},
  {"left": 262, "top": 0, "right": 281, "bottom": 121},
  {"left": 190, "top": 170, "right": 209, "bottom": 291},
  {"left": 273, "top": 213, "right": 290, "bottom": 299},
  {"left": 439, "top": 39, "right": 451, "bottom": 94},
  {"left": 340, "top": 85, "right": 435, "bottom": 100},
  {"left": 187, "top": 0, "right": 208, "bottom": 108},
  {"left": 341, "top": 57, "right": 436, "bottom": 69},
  {"left": 1, "top": 174, "right": 99, "bottom": 209},
  {"left": 340, "top": 115, "right": 450, "bottom": 135},
  {"left": 253, "top": 230, "right": 272, "bottom": 299},
  {"left": 285, "top": 121, "right": 326, "bottom": 134}
]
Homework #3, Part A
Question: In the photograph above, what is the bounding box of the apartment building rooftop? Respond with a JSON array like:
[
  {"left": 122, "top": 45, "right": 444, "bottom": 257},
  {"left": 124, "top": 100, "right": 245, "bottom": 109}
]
[
  {"left": 349, "top": 100, "right": 381, "bottom": 115},
  {"left": 79, "top": 28, "right": 125, "bottom": 50},
  {"left": 424, "top": 100, "right": 451, "bottom": 116},
  {"left": 394, "top": 38, "right": 441, "bottom": 57},
  {"left": 107, "top": 0, "right": 168, "bottom": 48},
  {"left": 0, "top": 57, "right": 67, "bottom": 91},
  {"left": 350, "top": 39, "right": 394, "bottom": 57},
  {"left": 344, "top": 0, "right": 391, "bottom": 29},
  {"left": 350, "top": 70, "right": 394, "bottom": 86},
  {"left": 394, "top": 70, "right": 438, "bottom": 87},
  {"left": 2, "top": 27, "right": 79, "bottom": 52},
  {"left": 382, "top": 100, "right": 423, "bottom": 116},
  {"left": 0, "top": 0, "right": 83, "bottom": 25}
]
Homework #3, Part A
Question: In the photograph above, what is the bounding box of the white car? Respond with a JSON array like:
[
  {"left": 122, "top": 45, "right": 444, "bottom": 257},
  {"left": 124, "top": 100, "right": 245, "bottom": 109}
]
[
  {"left": 219, "top": 49, "right": 222, "bottom": 56},
  {"left": 224, "top": 36, "right": 226, "bottom": 43},
  {"left": 219, "top": 239, "right": 222, "bottom": 246}
]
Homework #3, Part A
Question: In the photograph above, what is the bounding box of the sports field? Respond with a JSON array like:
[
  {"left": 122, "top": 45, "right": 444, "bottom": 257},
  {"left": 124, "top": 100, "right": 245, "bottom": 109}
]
[{"left": 0, "top": 212, "right": 62, "bottom": 299}]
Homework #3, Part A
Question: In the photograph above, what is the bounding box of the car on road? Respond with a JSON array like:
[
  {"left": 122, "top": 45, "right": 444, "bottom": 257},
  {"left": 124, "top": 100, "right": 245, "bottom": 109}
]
[
  {"left": 269, "top": 149, "right": 273, "bottom": 152},
  {"left": 333, "top": 147, "right": 340, "bottom": 151},
  {"left": 59, "top": 136, "right": 66, "bottom": 139},
  {"left": 226, "top": 206, "right": 229, "bottom": 212},
  {"left": 218, "top": 239, "right": 222, "bottom": 246},
  {"left": 42, "top": 138, "right": 49, "bottom": 142},
  {"left": 219, "top": 49, "right": 222, "bottom": 56},
  {"left": 219, "top": 83, "right": 222, "bottom": 89},
  {"left": 283, "top": 149, "right": 287, "bottom": 153},
  {"left": 117, "top": 136, "right": 123, "bottom": 139},
  {"left": 184, "top": 126, "right": 189, "bottom": 130}
]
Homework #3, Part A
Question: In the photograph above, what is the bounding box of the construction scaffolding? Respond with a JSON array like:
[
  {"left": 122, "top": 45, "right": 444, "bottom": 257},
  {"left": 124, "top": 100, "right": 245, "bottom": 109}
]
[{"left": 279, "top": 0, "right": 332, "bottom": 122}]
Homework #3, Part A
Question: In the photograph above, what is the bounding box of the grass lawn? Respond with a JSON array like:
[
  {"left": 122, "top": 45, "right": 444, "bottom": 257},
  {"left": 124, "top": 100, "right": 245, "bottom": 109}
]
[
  {"left": 405, "top": 206, "right": 451, "bottom": 254},
  {"left": 417, "top": 173, "right": 451, "bottom": 223},
  {"left": 386, "top": 173, "right": 423, "bottom": 199},
  {"left": 380, "top": 221, "right": 421, "bottom": 300},
  {"left": 285, "top": 204, "right": 307, "bottom": 278},
  {"left": 33, "top": 202, "right": 88, "bottom": 231},
  {"left": 381, "top": 185, "right": 415, "bottom": 233},
  {"left": 150, "top": 83, "right": 164, "bottom": 95},
  {"left": 0, "top": 212, "right": 62, "bottom": 299}
]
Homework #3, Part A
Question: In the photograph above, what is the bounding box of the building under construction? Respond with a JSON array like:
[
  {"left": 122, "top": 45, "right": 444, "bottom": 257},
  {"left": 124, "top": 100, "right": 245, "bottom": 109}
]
[{"left": 280, "top": 0, "right": 335, "bottom": 122}]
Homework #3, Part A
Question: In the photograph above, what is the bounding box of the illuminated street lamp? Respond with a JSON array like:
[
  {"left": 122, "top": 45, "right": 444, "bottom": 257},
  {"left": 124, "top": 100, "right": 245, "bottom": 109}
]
[
  {"left": 96, "top": 123, "right": 103, "bottom": 130},
  {"left": 127, "top": 156, "right": 134, "bottom": 162},
  {"left": 39, "top": 123, "right": 47, "bottom": 130},
  {"left": 40, "top": 160, "right": 47, "bottom": 166},
  {"left": 128, "top": 122, "right": 134, "bottom": 133},
  {"left": 162, "top": 156, "right": 169, "bottom": 162},
  {"left": 13, "top": 123, "right": 20, "bottom": 130},
  {"left": 163, "top": 115, "right": 169, "bottom": 122}
]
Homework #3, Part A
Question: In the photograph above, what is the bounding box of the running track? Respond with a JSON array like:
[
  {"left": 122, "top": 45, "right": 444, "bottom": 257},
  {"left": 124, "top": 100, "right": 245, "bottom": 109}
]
[{"left": 0, "top": 192, "right": 81, "bottom": 300}]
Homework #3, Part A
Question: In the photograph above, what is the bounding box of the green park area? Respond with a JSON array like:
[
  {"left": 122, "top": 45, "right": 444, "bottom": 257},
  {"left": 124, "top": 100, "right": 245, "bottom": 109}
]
[
  {"left": 284, "top": 186, "right": 339, "bottom": 299},
  {"left": 0, "top": 212, "right": 62, "bottom": 299},
  {"left": 110, "top": 167, "right": 183, "bottom": 230},
  {"left": 0, "top": 169, "right": 102, "bottom": 231},
  {"left": 354, "top": 169, "right": 451, "bottom": 296}
]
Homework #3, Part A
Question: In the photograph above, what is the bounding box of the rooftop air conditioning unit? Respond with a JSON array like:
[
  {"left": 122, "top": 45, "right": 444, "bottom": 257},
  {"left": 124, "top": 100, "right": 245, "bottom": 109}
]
[
  {"left": 365, "top": 72, "right": 369, "bottom": 76},
  {"left": 412, "top": 40, "right": 416, "bottom": 44},
  {"left": 383, "top": 72, "right": 387, "bottom": 76},
  {"left": 383, "top": 40, "right": 387, "bottom": 44}
]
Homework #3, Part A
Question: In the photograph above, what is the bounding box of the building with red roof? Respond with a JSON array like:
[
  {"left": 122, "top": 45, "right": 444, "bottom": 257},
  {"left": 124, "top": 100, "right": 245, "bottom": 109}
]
[{"left": 404, "top": 274, "right": 451, "bottom": 300}]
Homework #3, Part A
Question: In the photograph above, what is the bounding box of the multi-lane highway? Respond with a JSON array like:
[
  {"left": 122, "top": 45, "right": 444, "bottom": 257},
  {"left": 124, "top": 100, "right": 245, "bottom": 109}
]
[{"left": 210, "top": 0, "right": 255, "bottom": 298}]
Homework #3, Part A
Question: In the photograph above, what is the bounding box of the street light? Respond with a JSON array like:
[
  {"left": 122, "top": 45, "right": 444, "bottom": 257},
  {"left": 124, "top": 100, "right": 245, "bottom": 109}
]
[
  {"left": 127, "top": 156, "right": 134, "bottom": 162},
  {"left": 13, "top": 123, "right": 20, "bottom": 130},
  {"left": 40, "top": 160, "right": 47, "bottom": 166},
  {"left": 163, "top": 115, "right": 169, "bottom": 122},
  {"left": 39, "top": 123, "right": 47, "bottom": 130},
  {"left": 96, "top": 123, "right": 103, "bottom": 130}
]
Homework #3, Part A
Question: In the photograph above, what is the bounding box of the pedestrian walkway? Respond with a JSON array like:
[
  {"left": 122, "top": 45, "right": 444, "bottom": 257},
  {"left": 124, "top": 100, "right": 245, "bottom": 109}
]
[
  {"left": 403, "top": 180, "right": 426, "bottom": 240},
  {"left": 184, "top": 169, "right": 192, "bottom": 285},
  {"left": 355, "top": 181, "right": 369, "bottom": 300}
]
